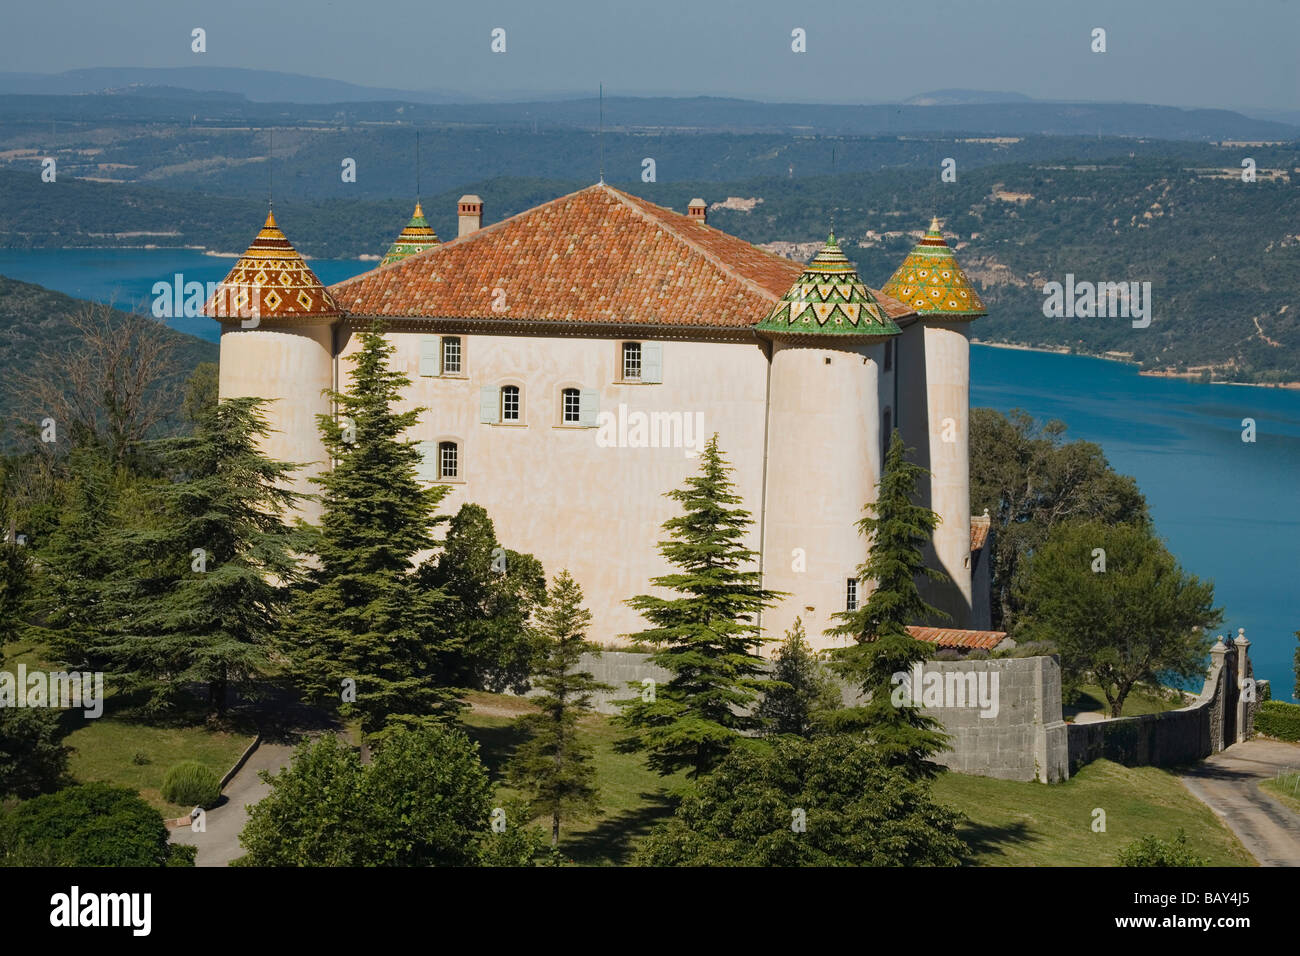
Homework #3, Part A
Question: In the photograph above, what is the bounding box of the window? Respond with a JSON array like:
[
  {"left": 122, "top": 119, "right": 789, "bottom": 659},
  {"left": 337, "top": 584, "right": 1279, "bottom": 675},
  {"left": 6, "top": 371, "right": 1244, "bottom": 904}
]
[
  {"left": 438, "top": 441, "right": 458, "bottom": 479},
  {"left": 562, "top": 387, "right": 581, "bottom": 424},
  {"left": 622, "top": 341, "right": 642, "bottom": 380},
  {"left": 442, "top": 336, "right": 462, "bottom": 374},
  {"left": 884, "top": 339, "right": 893, "bottom": 372},
  {"left": 846, "top": 578, "right": 858, "bottom": 611},
  {"left": 500, "top": 385, "right": 520, "bottom": 422},
  {"left": 882, "top": 408, "right": 892, "bottom": 460}
]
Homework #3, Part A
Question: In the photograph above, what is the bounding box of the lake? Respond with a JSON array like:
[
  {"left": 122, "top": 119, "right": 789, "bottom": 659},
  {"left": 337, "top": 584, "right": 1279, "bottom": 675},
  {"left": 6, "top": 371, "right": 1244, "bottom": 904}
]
[{"left": 3, "top": 248, "right": 1297, "bottom": 699}]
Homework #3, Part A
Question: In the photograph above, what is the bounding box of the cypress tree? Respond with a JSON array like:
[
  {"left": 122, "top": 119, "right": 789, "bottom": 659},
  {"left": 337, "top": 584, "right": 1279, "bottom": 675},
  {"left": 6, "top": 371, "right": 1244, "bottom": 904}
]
[
  {"left": 287, "top": 324, "right": 460, "bottom": 736},
  {"left": 506, "top": 570, "right": 610, "bottom": 846},
  {"left": 100, "top": 397, "right": 307, "bottom": 716},
  {"left": 616, "top": 435, "right": 783, "bottom": 779},
  {"left": 825, "top": 430, "right": 950, "bottom": 778}
]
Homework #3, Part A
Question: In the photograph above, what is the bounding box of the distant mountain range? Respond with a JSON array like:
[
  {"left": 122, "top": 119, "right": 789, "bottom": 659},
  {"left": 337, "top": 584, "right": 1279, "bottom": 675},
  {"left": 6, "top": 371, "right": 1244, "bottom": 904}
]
[{"left": 0, "top": 69, "right": 1294, "bottom": 141}]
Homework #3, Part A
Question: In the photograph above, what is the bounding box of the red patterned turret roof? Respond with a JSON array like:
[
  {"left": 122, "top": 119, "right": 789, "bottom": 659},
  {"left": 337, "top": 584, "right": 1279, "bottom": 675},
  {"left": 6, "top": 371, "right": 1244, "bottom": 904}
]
[{"left": 205, "top": 209, "right": 339, "bottom": 324}]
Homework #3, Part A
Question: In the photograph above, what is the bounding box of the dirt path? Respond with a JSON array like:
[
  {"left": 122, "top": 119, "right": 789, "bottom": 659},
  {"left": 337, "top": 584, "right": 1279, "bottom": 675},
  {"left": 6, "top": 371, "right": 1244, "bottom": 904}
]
[{"left": 1180, "top": 738, "right": 1300, "bottom": 866}]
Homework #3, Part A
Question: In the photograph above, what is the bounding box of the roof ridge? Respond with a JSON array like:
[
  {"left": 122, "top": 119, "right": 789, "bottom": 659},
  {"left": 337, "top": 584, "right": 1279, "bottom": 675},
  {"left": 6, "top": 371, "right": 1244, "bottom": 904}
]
[
  {"left": 331, "top": 184, "right": 606, "bottom": 292},
  {"left": 600, "top": 185, "right": 790, "bottom": 304}
]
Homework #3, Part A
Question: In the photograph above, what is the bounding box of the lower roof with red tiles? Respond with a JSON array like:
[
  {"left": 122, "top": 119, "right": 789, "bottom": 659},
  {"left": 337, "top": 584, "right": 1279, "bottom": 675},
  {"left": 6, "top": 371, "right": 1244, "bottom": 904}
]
[
  {"left": 906, "top": 626, "right": 1010, "bottom": 651},
  {"left": 331, "top": 183, "right": 913, "bottom": 332}
]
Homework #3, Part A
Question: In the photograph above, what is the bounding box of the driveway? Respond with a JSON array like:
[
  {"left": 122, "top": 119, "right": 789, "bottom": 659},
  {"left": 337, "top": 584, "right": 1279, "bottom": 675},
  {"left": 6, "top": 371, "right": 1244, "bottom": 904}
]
[
  {"left": 1180, "top": 738, "right": 1300, "bottom": 866},
  {"left": 169, "top": 737, "right": 298, "bottom": 867}
]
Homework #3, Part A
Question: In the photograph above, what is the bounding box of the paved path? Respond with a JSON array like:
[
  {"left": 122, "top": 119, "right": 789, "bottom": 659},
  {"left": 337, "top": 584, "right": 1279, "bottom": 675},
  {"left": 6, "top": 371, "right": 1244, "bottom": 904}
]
[
  {"left": 1181, "top": 738, "right": 1300, "bottom": 867},
  {"left": 169, "top": 738, "right": 298, "bottom": 867}
]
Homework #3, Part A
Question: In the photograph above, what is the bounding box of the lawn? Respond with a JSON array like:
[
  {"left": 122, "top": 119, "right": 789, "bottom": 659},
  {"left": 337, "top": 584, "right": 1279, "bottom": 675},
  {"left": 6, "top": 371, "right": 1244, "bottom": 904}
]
[
  {"left": 4, "top": 638, "right": 256, "bottom": 817},
  {"left": 460, "top": 691, "right": 683, "bottom": 866},
  {"left": 1259, "top": 771, "right": 1300, "bottom": 816},
  {"left": 933, "top": 759, "right": 1255, "bottom": 866},
  {"left": 1064, "top": 682, "right": 1188, "bottom": 720}
]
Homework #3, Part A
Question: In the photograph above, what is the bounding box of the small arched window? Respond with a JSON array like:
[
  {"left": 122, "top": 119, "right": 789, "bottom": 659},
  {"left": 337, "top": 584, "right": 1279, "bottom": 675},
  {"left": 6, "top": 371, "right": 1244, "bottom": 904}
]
[
  {"left": 500, "top": 385, "right": 520, "bottom": 422},
  {"left": 438, "top": 441, "right": 459, "bottom": 479},
  {"left": 561, "top": 387, "right": 581, "bottom": 424}
]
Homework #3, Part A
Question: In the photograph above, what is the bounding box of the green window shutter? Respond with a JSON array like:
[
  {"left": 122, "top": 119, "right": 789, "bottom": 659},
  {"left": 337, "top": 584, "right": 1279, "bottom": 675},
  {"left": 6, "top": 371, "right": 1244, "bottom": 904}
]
[
  {"left": 642, "top": 342, "right": 663, "bottom": 383},
  {"left": 579, "top": 389, "right": 599, "bottom": 427},
  {"left": 479, "top": 386, "right": 499, "bottom": 423},
  {"left": 415, "top": 441, "right": 437, "bottom": 480},
  {"left": 419, "top": 336, "right": 441, "bottom": 377}
]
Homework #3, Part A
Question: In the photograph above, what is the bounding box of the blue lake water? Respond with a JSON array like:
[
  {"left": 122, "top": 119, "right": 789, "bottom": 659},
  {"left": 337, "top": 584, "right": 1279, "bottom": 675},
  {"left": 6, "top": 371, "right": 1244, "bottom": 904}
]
[{"left": 3, "top": 248, "right": 1297, "bottom": 699}]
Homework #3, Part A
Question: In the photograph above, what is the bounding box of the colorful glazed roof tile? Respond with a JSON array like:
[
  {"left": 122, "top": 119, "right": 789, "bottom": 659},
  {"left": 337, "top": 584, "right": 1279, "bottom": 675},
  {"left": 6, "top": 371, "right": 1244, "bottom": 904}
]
[
  {"left": 205, "top": 209, "right": 339, "bottom": 323},
  {"left": 331, "top": 184, "right": 913, "bottom": 330},
  {"left": 380, "top": 202, "right": 440, "bottom": 266},
  {"left": 755, "top": 234, "right": 901, "bottom": 336},
  {"left": 881, "top": 218, "right": 987, "bottom": 319}
]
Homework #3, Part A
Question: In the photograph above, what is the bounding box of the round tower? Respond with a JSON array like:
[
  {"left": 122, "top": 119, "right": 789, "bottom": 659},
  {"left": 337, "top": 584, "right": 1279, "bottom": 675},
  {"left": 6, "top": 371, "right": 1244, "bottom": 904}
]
[
  {"left": 204, "top": 209, "right": 340, "bottom": 524},
  {"left": 757, "top": 235, "right": 903, "bottom": 651},
  {"left": 881, "top": 218, "right": 987, "bottom": 626}
]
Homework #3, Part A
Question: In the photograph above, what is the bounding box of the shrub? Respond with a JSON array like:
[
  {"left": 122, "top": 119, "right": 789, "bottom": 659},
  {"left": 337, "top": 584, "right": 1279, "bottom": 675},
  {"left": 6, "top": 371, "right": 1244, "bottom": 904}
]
[
  {"left": 1, "top": 783, "right": 184, "bottom": 867},
  {"left": 161, "top": 761, "right": 222, "bottom": 809},
  {"left": 1117, "top": 828, "right": 1207, "bottom": 867},
  {"left": 1255, "top": 700, "right": 1300, "bottom": 742},
  {"left": 0, "top": 708, "right": 71, "bottom": 799}
]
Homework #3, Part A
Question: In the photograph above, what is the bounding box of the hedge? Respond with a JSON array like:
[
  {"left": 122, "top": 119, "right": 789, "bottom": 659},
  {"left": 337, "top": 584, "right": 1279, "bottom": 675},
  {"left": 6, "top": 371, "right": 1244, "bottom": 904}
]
[{"left": 1255, "top": 701, "right": 1300, "bottom": 742}]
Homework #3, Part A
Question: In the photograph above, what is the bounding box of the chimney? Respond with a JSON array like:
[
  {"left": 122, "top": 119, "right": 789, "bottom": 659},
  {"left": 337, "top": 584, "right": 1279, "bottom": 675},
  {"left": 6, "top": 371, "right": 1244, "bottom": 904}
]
[
  {"left": 687, "top": 198, "right": 707, "bottom": 224},
  {"left": 458, "top": 194, "right": 483, "bottom": 237}
]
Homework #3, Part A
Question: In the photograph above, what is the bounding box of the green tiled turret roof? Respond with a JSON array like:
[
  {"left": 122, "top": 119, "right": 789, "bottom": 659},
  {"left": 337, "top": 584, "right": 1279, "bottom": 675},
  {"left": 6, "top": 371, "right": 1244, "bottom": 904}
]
[
  {"left": 880, "top": 218, "right": 986, "bottom": 318},
  {"left": 755, "top": 234, "right": 901, "bottom": 336},
  {"left": 380, "top": 202, "right": 440, "bottom": 266}
]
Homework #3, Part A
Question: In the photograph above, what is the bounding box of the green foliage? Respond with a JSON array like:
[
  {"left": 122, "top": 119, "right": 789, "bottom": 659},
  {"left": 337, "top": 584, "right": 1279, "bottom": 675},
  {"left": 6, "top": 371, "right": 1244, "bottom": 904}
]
[
  {"left": 286, "top": 325, "right": 462, "bottom": 736},
  {"left": 1294, "top": 630, "right": 1299, "bottom": 701},
  {"left": 0, "top": 782, "right": 183, "bottom": 867},
  {"left": 99, "top": 396, "right": 307, "bottom": 715},
  {"left": 1255, "top": 701, "right": 1300, "bottom": 742},
  {"left": 0, "top": 707, "right": 71, "bottom": 798},
  {"left": 824, "top": 431, "right": 950, "bottom": 779},
  {"left": 616, "top": 435, "right": 783, "bottom": 779},
  {"left": 756, "top": 618, "right": 841, "bottom": 738},
  {"left": 1116, "top": 828, "right": 1208, "bottom": 867},
  {"left": 1015, "top": 519, "right": 1220, "bottom": 716},
  {"left": 182, "top": 362, "right": 219, "bottom": 425},
  {"left": 160, "top": 760, "right": 222, "bottom": 809},
  {"left": 635, "top": 735, "right": 967, "bottom": 866},
  {"left": 506, "top": 570, "right": 610, "bottom": 845},
  {"left": 238, "top": 726, "right": 496, "bottom": 866},
  {"left": 480, "top": 798, "right": 555, "bottom": 867},
  {"left": 970, "top": 408, "right": 1149, "bottom": 631},
  {"left": 420, "top": 503, "right": 547, "bottom": 694}
]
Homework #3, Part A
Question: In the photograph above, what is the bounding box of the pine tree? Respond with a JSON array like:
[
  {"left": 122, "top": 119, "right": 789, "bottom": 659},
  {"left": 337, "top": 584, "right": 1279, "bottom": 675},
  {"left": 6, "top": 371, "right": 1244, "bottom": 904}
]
[
  {"left": 825, "top": 430, "right": 950, "bottom": 778},
  {"left": 287, "top": 324, "right": 460, "bottom": 736},
  {"left": 506, "top": 570, "right": 610, "bottom": 846},
  {"left": 99, "top": 397, "right": 308, "bottom": 716},
  {"left": 616, "top": 435, "right": 784, "bottom": 779},
  {"left": 756, "top": 618, "right": 842, "bottom": 738}
]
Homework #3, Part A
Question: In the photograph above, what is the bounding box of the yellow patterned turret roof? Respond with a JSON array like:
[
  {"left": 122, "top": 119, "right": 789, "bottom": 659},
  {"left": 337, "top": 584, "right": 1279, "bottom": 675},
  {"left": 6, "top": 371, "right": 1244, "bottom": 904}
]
[
  {"left": 204, "top": 208, "right": 340, "bottom": 324},
  {"left": 380, "top": 202, "right": 441, "bottom": 266},
  {"left": 755, "top": 233, "right": 901, "bottom": 337},
  {"left": 881, "top": 218, "right": 986, "bottom": 318}
]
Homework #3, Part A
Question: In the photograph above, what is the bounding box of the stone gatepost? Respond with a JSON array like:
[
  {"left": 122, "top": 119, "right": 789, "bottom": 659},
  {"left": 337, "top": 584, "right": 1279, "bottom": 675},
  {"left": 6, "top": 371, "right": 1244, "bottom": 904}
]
[
  {"left": 1235, "top": 627, "right": 1251, "bottom": 744},
  {"left": 1208, "top": 637, "right": 1228, "bottom": 753}
]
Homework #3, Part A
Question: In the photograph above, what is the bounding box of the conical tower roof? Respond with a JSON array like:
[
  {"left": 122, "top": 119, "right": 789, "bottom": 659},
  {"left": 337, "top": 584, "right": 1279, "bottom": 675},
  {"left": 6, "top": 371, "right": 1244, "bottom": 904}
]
[
  {"left": 204, "top": 209, "right": 339, "bottom": 324},
  {"left": 881, "top": 218, "right": 986, "bottom": 319},
  {"left": 755, "top": 233, "right": 901, "bottom": 336},
  {"left": 380, "top": 201, "right": 441, "bottom": 266}
]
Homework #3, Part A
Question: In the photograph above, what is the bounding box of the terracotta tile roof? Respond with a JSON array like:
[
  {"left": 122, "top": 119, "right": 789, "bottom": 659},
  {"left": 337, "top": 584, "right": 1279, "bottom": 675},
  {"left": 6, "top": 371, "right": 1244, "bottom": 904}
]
[
  {"left": 970, "top": 512, "right": 992, "bottom": 551},
  {"left": 331, "top": 183, "right": 912, "bottom": 329},
  {"left": 906, "top": 626, "right": 1009, "bottom": 651}
]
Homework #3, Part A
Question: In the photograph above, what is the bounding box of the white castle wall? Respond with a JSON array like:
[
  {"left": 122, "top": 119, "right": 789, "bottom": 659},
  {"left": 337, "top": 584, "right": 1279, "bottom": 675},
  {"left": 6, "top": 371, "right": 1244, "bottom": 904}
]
[{"left": 336, "top": 327, "right": 773, "bottom": 646}]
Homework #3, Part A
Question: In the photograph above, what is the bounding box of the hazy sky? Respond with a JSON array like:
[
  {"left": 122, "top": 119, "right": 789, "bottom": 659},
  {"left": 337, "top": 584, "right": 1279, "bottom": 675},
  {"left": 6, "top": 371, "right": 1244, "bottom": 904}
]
[{"left": 3, "top": 0, "right": 1297, "bottom": 109}]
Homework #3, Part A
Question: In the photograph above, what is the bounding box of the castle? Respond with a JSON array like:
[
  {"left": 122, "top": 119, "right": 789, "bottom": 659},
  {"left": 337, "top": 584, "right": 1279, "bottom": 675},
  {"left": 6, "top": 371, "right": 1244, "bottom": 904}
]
[{"left": 206, "top": 184, "right": 996, "bottom": 651}]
